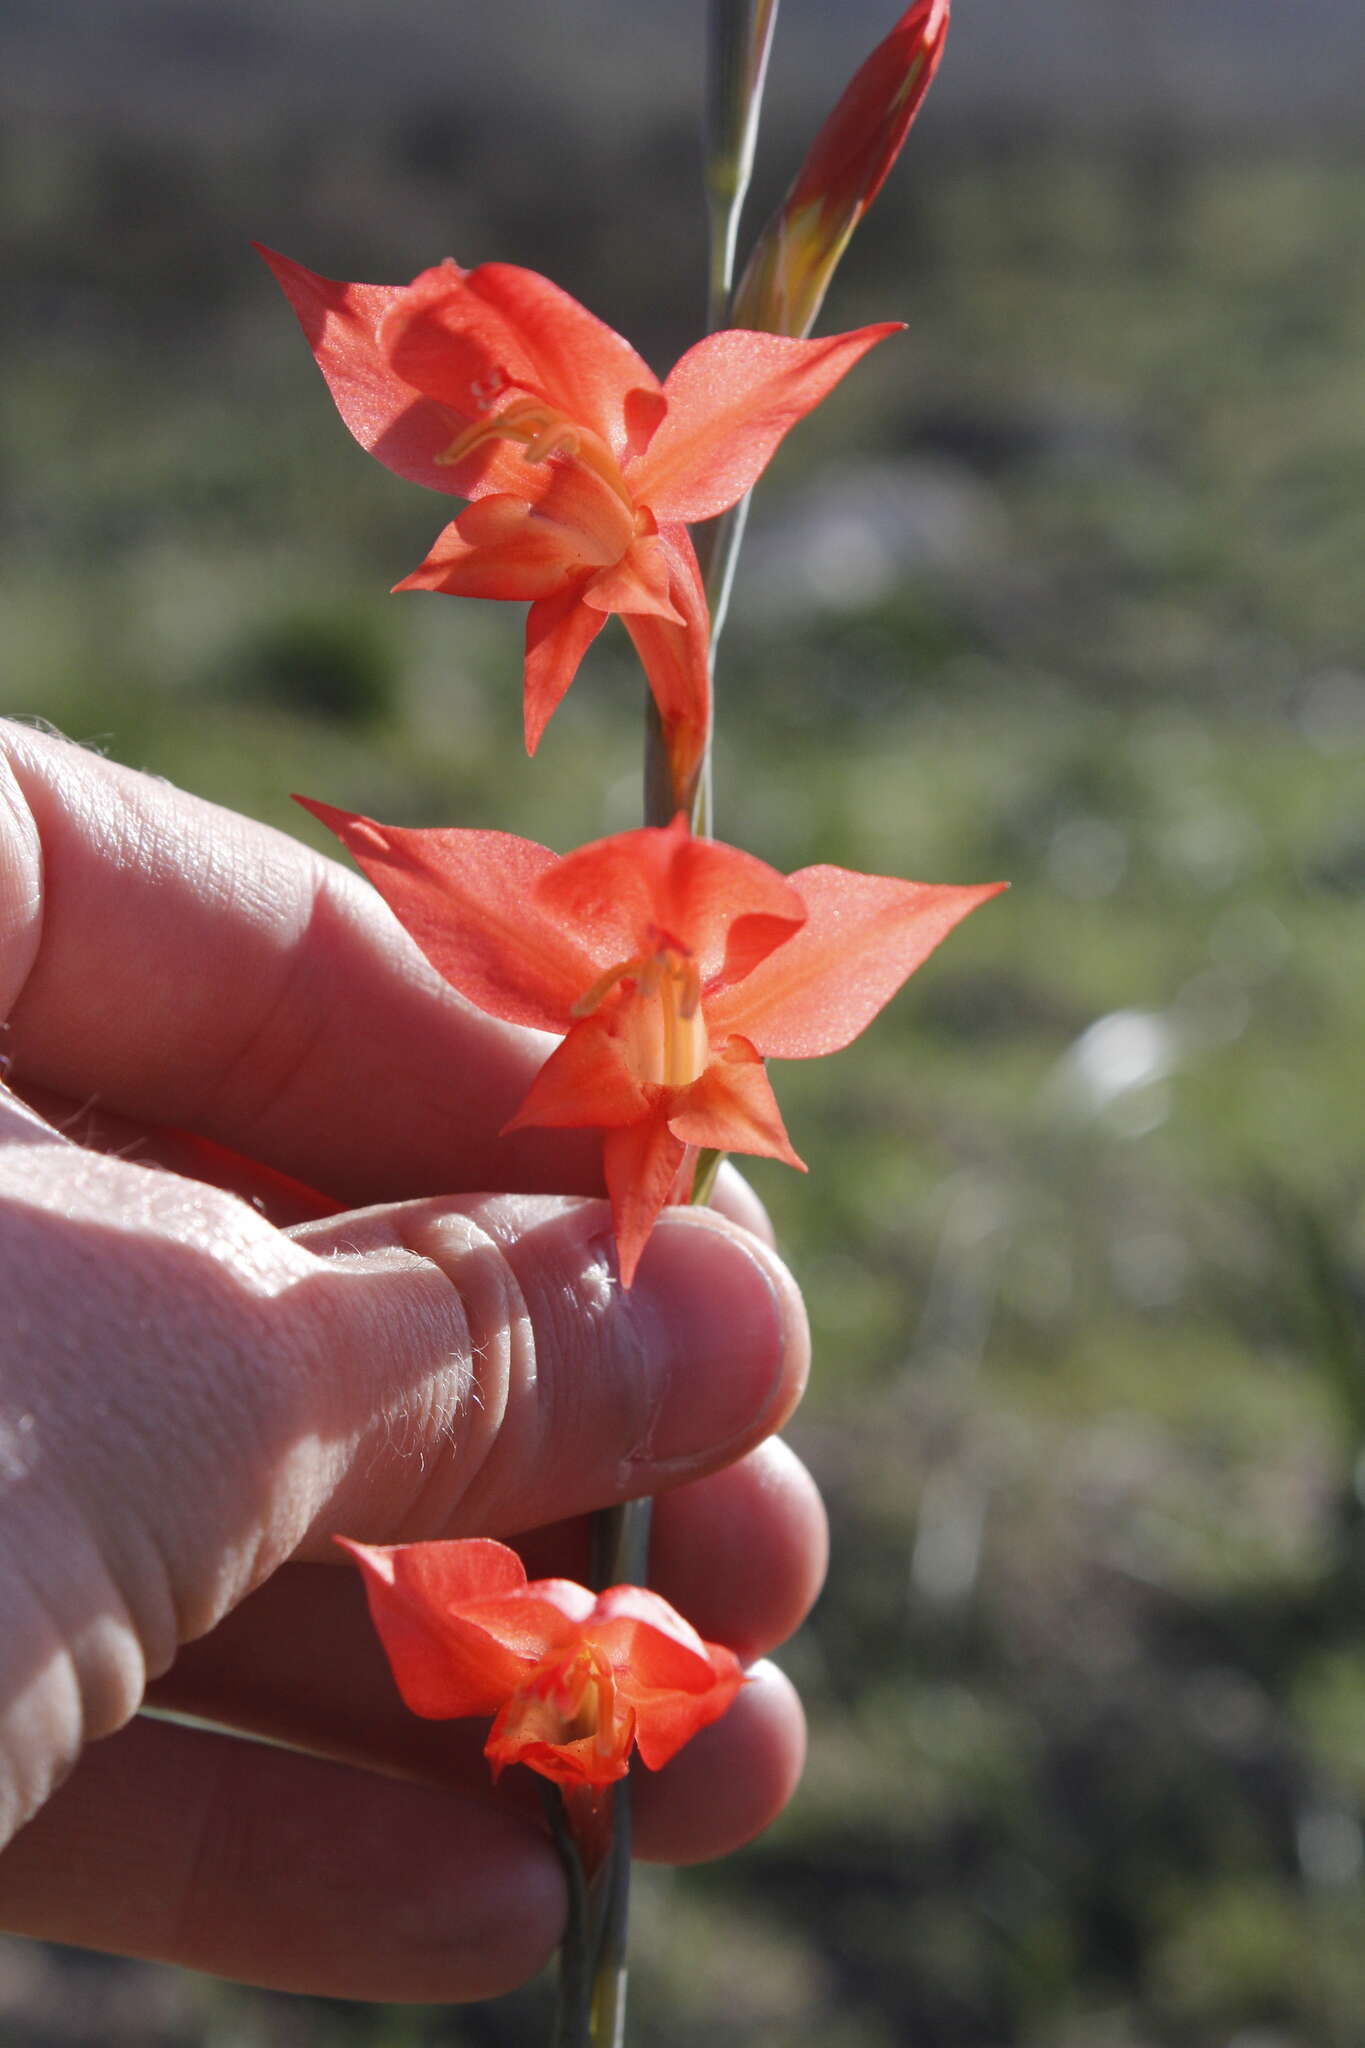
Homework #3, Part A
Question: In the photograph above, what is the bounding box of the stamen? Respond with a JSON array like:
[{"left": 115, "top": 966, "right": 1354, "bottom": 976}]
[
  {"left": 572, "top": 951, "right": 650, "bottom": 1018},
  {"left": 573, "top": 942, "right": 708, "bottom": 1088},
  {"left": 523, "top": 421, "right": 581, "bottom": 465}
]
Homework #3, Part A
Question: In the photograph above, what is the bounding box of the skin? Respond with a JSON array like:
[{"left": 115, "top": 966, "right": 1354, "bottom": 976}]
[{"left": 0, "top": 721, "right": 826, "bottom": 2005}]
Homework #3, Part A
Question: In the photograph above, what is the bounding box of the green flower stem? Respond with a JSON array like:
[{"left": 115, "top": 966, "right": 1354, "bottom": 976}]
[
  {"left": 691, "top": 1146, "right": 725, "bottom": 1208},
  {"left": 569, "top": 22, "right": 778, "bottom": 2035},
  {"left": 585, "top": 1775, "right": 633, "bottom": 2048},
  {"left": 544, "top": 1783, "right": 594, "bottom": 2048},
  {"left": 704, "top": 0, "right": 780, "bottom": 335},
  {"left": 695, "top": 492, "right": 752, "bottom": 656}
]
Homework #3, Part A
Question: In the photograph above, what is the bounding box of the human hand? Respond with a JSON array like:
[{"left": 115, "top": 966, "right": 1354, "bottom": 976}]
[{"left": 0, "top": 722, "right": 825, "bottom": 2002}]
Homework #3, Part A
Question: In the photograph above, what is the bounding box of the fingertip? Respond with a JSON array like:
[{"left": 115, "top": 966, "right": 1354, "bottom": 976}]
[
  {"left": 709, "top": 1161, "right": 777, "bottom": 1247},
  {"left": 634, "top": 1205, "right": 810, "bottom": 1468},
  {"left": 649, "top": 1438, "right": 828, "bottom": 1662},
  {"left": 634, "top": 1658, "right": 806, "bottom": 1865}
]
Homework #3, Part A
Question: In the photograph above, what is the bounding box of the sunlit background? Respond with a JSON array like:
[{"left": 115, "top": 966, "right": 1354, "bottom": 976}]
[{"left": 6, "top": 2, "right": 1365, "bottom": 2041}]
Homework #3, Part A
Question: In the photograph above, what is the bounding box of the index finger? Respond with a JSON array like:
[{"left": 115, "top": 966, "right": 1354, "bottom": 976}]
[{"left": 0, "top": 721, "right": 600, "bottom": 1205}]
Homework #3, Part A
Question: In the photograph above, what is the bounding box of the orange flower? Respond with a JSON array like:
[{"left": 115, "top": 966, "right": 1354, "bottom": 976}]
[
  {"left": 341, "top": 1537, "right": 743, "bottom": 1797},
  {"left": 300, "top": 801, "right": 1003, "bottom": 1284},
  {"left": 733, "top": 0, "right": 951, "bottom": 338},
  {"left": 261, "top": 246, "right": 898, "bottom": 800}
]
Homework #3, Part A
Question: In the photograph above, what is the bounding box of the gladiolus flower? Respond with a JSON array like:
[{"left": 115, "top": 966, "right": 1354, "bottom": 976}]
[
  {"left": 732, "top": 0, "right": 951, "bottom": 338},
  {"left": 341, "top": 1537, "right": 744, "bottom": 1799},
  {"left": 300, "top": 799, "right": 1004, "bottom": 1284},
  {"left": 261, "top": 245, "right": 899, "bottom": 802}
]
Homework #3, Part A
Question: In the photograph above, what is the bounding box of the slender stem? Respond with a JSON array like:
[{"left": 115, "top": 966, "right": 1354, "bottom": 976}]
[
  {"left": 571, "top": 23, "right": 780, "bottom": 2040},
  {"left": 704, "top": 0, "right": 780, "bottom": 334},
  {"left": 590, "top": 1495, "right": 654, "bottom": 1591},
  {"left": 586, "top": 1775, "right": 633, "bottom": 2048},
  {"left": 543, "top": 1784, "right": 594, "bottom": 2048},
  {"left": 691, "top": 1147, "right": 725, "bottom": 1208},
  {"left": 696, "top": 492, "right": 753, "bottom": 658},
  {"left": 577, "top": 1495, "right": 651, "bottom": 2045}
]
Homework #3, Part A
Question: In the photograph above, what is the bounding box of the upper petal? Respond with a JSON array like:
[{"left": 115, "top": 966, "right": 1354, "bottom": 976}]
[
  {"left": 590, "top": 1584, "right": 724, "bottom": 1671},
  {"left": 534, "top": 815, "right": 803, "bottom": 984},
  {"left": 628, "top": 323, "right": 903, "bottom": 524},
  {"left": 585, "top": 1602, "right": 746, "bottom": 1772},
  {"left": 256, "top": 244, "right": 523, "bottom": 499},
  {"left": 707, "top": 867, "right": 1007, "bottom": 1058},
  {"left": 296, "top": 798, "right": 595, "bottom": 1033},
  {"left": 381, "top": 260, "right": 663, "bottom": 463}
]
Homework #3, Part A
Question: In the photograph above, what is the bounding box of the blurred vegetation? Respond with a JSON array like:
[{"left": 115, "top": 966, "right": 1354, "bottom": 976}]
[{"left": 5, "top": 43, "right": 1365, "bottom": 2047}]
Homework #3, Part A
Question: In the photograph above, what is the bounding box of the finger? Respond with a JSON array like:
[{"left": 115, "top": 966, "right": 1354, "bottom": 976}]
[
  {"left": 284, "top": 1192, "right": 808, "bottom": 1545},
  {"left": 634, "top": 1660, "right": 806, "bottom": 1863},
  {"left": 0, "top": 1129, "right": 806, "bottom": 1843},
  {"left": 0, "top": 1715, "right": 564, "bottom": 2002},
  {"left": 0, "top": 721, "right": 599, "bottom": 1203},
  {"left": 147, "top": 1617, "right": 807, "bottom": 1869},
  {"left": 516, "top": 1439, "right": 828, "bottom": 1661},
  {"left": 149, "top": 1440, "right": 825, "bottom": 1763},
  {"left": 10, "top": 1074, "right": 775, "bottom": 1241},
  {"left": 9, "top": 1082, "right": 341, "bottom": 1225}
]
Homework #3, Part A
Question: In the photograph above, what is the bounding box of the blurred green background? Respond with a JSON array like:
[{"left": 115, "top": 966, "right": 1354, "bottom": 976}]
[{"left": 5, "top": 2, "right": 1365, "bottom": 2042}]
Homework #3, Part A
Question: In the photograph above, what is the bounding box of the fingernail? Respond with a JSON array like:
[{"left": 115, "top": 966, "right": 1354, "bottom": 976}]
[{"left": 630, "top": 1211, "right": 803, "bottom": 1466}]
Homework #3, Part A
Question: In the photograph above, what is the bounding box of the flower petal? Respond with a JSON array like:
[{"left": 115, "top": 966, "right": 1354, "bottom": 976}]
[
  {"left": 590, "top": 1585, "right": 720, "bottom": 1672},
  {"left": 587, "top": 1598, "right": 746, "bottom": 1771},
  {"left": 381, "top": 260, "right": 662, "bottom": 463},
  {"left": 629, "top": 324, "right": 902, "bottom": 524},
  {"left": 338, "top": 1538, "right": 536, "bottom": 1719},
  {"left": 295, "top": 798, "right": 595, "bottom": 1032},
  {"left": 603, "top": 1115, "right": 689, "bottom": 1288},
  {"left": 620, "top": 526, "right": 713, "bottom": 805},
  {"left": 393, "top": 507, "right": 582, "bottom": 603},
  {"left": 256, "top": 245, "right": 525, "bottom": 499},
  {"left": 524, "top": 588, "right": 611, "bottom": 754},
  {"left": 667, "top": 1037, "right": 806, "bottom": 1169},
  {"left": 627, "top": 1642, "right": 745, "bottom": 1771},
  {"left": 502, "top": 1012, "right": 653, "bottom": 1133},
  {"left": 533, "top": 815, "right": 803, "bottom": 984},
  {"left": 486, "top": 1713, "right": 633, "bottom": 1790},
  {"left": 468, "top": 264, "right": 664, "bottom": 461},
  {"left": 394, "top": 463, "right": 635, "bottom": 602},
  {"left": 582, "top": 534, "right": 685, "bottom": 624},
  {"left": 708, "top": 867, "right": 1006, "bottom": 1058}
]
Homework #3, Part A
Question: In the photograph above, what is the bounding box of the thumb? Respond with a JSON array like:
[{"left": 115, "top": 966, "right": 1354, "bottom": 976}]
[
  {"left": 0, "top": 1126, "right": 806, "bottom": 1845},
  {"left": 286, "top": 1191, "right": 808, "bottom": 1552}
]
